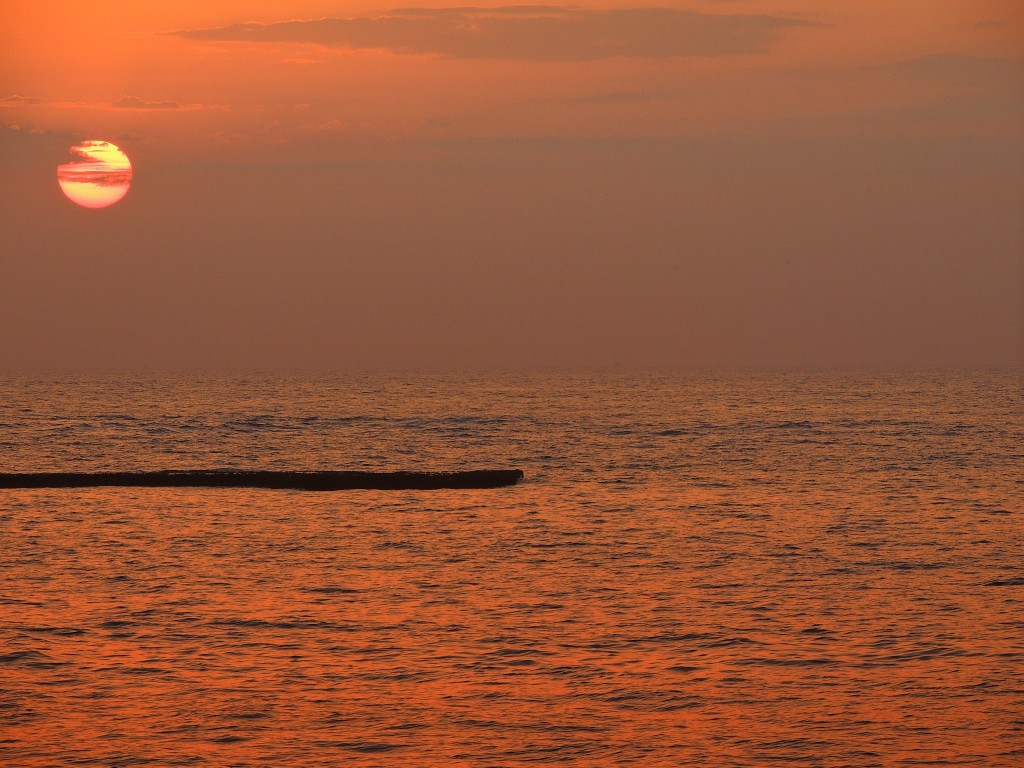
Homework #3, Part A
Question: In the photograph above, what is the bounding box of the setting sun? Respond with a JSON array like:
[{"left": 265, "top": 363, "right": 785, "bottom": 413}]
[{"left": 57, "top": 140, "right": 132, "bottom": 209}]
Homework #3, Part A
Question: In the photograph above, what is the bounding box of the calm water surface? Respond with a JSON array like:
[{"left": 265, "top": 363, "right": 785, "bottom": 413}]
[{"left": 1, "top": 372, "right": 1021, "bottom": 766}]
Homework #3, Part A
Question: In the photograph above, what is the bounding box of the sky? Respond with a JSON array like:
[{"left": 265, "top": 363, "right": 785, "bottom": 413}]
[{"left": 1, "top": 0, "right": 1022, "bottom": 370}]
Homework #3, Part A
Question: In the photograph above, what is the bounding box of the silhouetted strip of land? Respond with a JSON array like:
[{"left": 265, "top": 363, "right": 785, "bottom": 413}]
[{"left": 0, "top": 470, "right": 524, "bottom": 491}]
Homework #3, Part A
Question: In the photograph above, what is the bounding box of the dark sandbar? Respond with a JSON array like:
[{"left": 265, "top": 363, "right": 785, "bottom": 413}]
[{"left": 0, "top": 470, "right": 524, "bottom": 491}]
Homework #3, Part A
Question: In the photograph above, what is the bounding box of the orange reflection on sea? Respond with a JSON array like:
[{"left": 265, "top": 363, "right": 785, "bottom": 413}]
[{"left": 1, "top": 371, "right": 1020, "bottom": 765}]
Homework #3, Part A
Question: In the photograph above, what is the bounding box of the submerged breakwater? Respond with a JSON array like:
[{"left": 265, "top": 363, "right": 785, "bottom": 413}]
[{"left": 0, "top": 469, "right": 524, "bottom": 490}]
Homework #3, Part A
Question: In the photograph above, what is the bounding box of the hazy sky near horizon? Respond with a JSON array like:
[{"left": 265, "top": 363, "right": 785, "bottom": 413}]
[{"left": 2, "top": 1, "right": 1022, "bottom": 370}]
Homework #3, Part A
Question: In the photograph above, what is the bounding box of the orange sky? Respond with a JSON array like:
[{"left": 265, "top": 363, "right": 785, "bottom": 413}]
[
  {"left": 4, "top": 1, "right": 1023, "bottom": 145},
  {"left": 1, "top": 1, "right": 1022, "bottom": 369}
]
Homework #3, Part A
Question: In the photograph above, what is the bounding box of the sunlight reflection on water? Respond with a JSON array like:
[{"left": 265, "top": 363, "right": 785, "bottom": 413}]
[{"left": 1, "top": 372, "right": 1021, "bottom": 766}]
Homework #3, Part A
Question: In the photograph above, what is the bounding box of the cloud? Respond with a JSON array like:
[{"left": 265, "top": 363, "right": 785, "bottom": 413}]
[
  {"left": 1, "top": 94, "right": 44, "bottom": 105},
  {"left": 570, "top": 88, "right": 673, "bottom": 105},
  {"left": 0, "top": 123, "right": 78, "bottom": 168},
  {"left": 110, "top": 95, "right": 184, "bottom": 110},
  {"left": 174, "top": 6, "right": 808, "bottom": 60},
  {"left": 879, "top": 54, "right": 1024, "bottom": 86},
  {"left": 0, "top": 122, "right": 68, "bottom": 136},
  {"left": 3, "top": 94, "right": 203, "bottom": 111}
]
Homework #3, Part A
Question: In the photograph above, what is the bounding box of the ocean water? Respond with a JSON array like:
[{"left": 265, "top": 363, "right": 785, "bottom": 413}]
[{"left": 0, "top": 371, "right": 1021, "bottom": 767}]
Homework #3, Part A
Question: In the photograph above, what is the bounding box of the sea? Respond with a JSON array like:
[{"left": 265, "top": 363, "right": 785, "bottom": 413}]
[{"left": 1, "top": 371, "right": 1021, "bottom": 767}]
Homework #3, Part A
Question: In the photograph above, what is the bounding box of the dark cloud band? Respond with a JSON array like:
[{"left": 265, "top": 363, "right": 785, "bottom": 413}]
[{"left": 175, "top": 6, "right": 808, "bottom": 60}]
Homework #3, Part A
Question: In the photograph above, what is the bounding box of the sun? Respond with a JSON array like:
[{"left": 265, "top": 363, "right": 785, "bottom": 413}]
[{"left": 57, "top": 140, "right": 133, "bottom": 209}]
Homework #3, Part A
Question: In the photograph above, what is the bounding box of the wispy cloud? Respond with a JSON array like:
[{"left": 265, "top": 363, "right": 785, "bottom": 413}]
[
  {"left": 1, "top": 122, "right": 66, "bottom": 135},
  {"left": 2, "top": 94, "right": 44, "bottom": 105},
  {"left": 2, "top": 94, "right": 207, "bottom": 111},
  {"left": 878, "top": 54, "right": 1024, "bottom": 85},
  {"left": 110, "top": 96, "right": 187, "bottom": 110},
  {"left": 174, "top": 6, "right": 809, "bottom": 60},
  {"left": 570, "top": 88, "right": 674, "bottom": 105}
]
